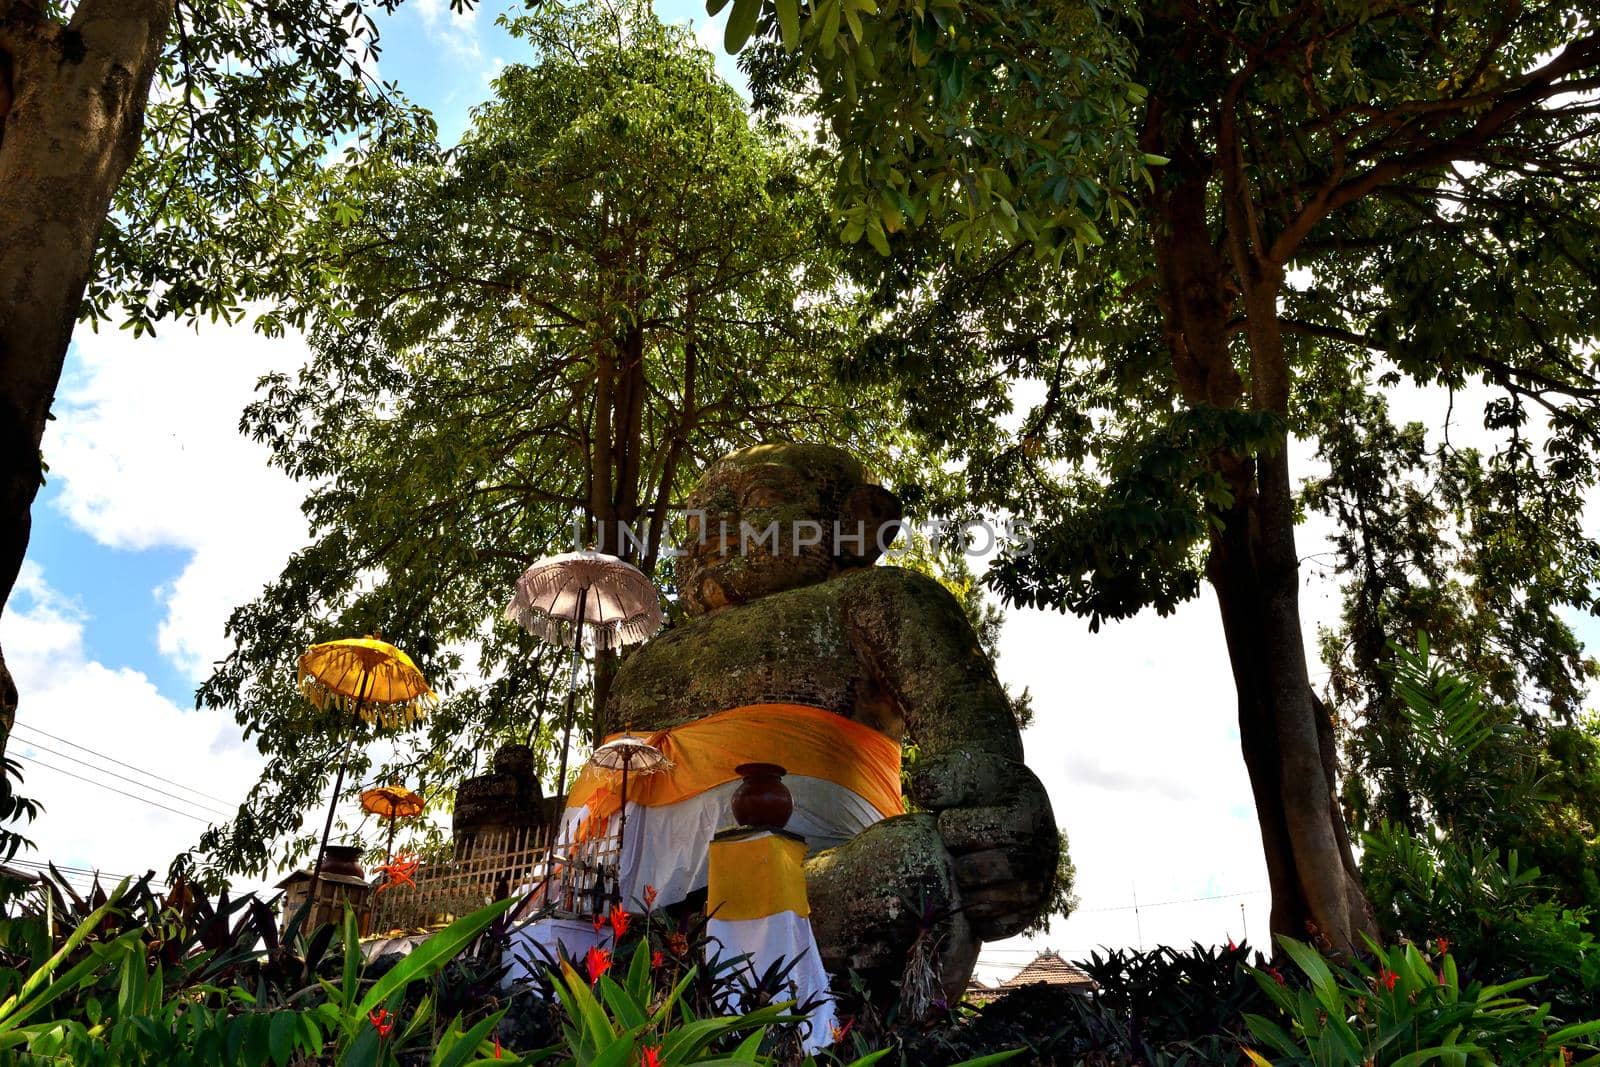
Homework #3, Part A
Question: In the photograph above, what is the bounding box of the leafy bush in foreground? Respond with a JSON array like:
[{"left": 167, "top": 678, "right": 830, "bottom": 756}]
[{"left": 1244, "top": 935, "right": 1600, "bottom": 1066}]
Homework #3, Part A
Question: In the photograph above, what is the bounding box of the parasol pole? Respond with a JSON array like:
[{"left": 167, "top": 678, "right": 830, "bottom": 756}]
[
  {"left": 385, "top": 813, "right": 398, "bottom": 864},
  {"left": 552, "top": 583, "right": 589, "bottom": 818},
  {"left": 308, "top": 669, "right": 372, "bottom": 909},
  {"left": 617, "top": 750, "right": 630, "bottom": 879}
]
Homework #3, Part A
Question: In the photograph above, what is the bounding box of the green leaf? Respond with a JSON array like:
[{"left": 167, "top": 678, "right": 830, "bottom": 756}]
[
  {"left": 725, "top": 0, "right": 761, "bottom": 52},
  {"left": 776, "top": 0, "right": 800, "bottom": 49},
  {"left": 357, "top": 899, "right": 513, "bottom": 1018}
]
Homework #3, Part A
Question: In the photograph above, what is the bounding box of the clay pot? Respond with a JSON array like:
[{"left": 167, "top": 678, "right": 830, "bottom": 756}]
[
  {"left": 321, "top": 844, "right": 366, "bottom": 881},
  {"left": 731, "top": 763, "right": 793, "bottom": 829}
]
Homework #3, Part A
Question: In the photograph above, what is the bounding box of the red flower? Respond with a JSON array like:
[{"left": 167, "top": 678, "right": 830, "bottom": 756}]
[
  {"left": 592, "top": 914, "right": 606, "bottom": 934},
  {"left": 643, "top": 884, "right": 658, "bottom": 908},
  {"left": 374, "top": 853, "right": 420, "bottom": 894},
  {"left": 1268, "top": 967, "right": 1286, "bottom": 986},
  {"left": 609, "top": 903, "right": 631, "bottom": 938},
  {"left": 651, "top": 949, "right": 665, "bottom": 970},
  {"left": 1227, "top": 938, "right": 1237, "bottom": 951},
  {"left": 494, "top": 1031, "right": 502, "bottom": 1059},
  {"left": 585, "top": 945, "right": 612, "bottom": 985},
  {"left": 368, "top": 1008, "right": 394, "bottom": 1038},
  {"left": 640, "top": 1046, "right": 663, "bottom": 1067},
  {"left": 829, "top": 1016, "right": 854, "bottom": 1043},
  {"left": 1377, "top": 968, "right": 1398, "bottom": 992},
  {"left": 1437, "top": 937, "right": 1450, "bottom": 956}
]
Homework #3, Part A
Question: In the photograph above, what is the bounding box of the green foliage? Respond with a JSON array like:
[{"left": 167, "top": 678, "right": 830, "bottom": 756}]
[
  {"left": 0, "top": 756, "right": 41, "bottom": 865},
  {"left": 734, "top": 0, "right": 1600, "bottom": 649},
  {"left": 0, "top": 882, "right": 518, "bottom": 1065},
  {"left": 198, "top": 0, "right": 904, "bottom": 878},
  {"left": 542, "top": 941, "right": 787, "bottom": 1065},
  {"left": 80, "top": 0, "right": 435, "bottom": 334},
  {"left": 1360, "top": 824, "right": 1600, "bottom": 1021},
  {"left": 1352, "top": 640, "right": 1600, "bottom": 1004},
  {"left": 1243, "top": 935, "right": 1600, "bottom": 1066}
]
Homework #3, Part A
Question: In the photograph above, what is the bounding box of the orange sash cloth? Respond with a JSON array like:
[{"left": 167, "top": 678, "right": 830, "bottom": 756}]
[{"left": 566, "top": 703, "right": 902, "bottom": 841}]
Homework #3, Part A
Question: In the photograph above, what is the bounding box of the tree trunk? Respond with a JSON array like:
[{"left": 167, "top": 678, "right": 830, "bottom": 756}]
[
  {"left": 0, "top": 0, "right": 173, "bottom": 747},
  {"left": 1207, "top": 454, "right": 1374, "bottom": 953},
  {"left": 1148, "top": 124, "right": 1374, "bottom": 952}
]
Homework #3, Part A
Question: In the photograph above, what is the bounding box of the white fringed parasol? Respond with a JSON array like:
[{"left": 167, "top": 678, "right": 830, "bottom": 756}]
[
  {"left": 505, "top": 551, "right": 663, "bottom": 814},
  {"left": 504, "top": 551, "right": 662, "bottom": 652}
]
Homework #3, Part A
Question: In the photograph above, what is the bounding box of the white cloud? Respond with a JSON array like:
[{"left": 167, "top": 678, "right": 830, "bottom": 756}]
[
  {"left": 973, "top": 594, "right": 1273, "bottom": 979},
  {"left": 414, "top": 0, "right": 482, "bottom": 60},
  {"left": 46, "top": 321, "right": 312, "bottom": 683},
  {"left": 1, "top": 562, "right": 270, "bottom": 893}
]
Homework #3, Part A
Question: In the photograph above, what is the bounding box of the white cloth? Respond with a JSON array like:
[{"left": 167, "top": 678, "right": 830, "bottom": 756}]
[
  {"left": 502, "top": 917, "right": 610, "bottom": 986},
  {"left": 557, "top": 774, "right": 886, "bottom": 909},
  {"left": 707, "top": 913, "right": 839, "bottom": 1054}
]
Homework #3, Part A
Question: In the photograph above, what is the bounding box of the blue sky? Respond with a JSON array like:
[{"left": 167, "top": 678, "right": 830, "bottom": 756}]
[{"left": 13, "top": 0, "right": 1593, "bottom": 981}]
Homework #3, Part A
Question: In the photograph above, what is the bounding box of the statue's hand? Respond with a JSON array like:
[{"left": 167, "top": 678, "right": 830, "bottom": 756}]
[
  {"left": 913, "top": 751, "right": 1057, "bottom": 941},
  {"left": 804, "top": 813, "right": 977, "bottom": 1004}
]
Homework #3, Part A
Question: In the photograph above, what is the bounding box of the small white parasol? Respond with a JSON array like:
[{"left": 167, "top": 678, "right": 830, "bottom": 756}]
[{"left": 588, "top": 734, "right": 673, "bottom": 860}]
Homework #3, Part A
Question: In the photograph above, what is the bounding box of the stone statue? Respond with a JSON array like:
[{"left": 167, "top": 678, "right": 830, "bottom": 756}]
[{"left": 604, "top": 443, "right": 1058, "bottom": 1002}]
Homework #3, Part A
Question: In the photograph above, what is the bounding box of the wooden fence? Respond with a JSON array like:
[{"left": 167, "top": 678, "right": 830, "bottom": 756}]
[{"left": 366, "top": 824, "right": 623, "bottom": 935}]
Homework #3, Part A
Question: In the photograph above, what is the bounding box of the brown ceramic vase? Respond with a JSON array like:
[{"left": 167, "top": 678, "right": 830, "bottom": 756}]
[
  {"left": 321, "top": 844, "right": 366, "bottom": 881},
  {"left": 731, "top": 763, "right": 793, "bottom": 829}
]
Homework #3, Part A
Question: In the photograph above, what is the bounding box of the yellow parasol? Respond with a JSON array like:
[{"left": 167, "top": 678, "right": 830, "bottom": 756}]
[
  {"left": 298, "top": 637, "right": 436, "bottom": 727},
  {"left": 360, "top": 784, "right": 426, "bottom": 862},
  {"left": 299, "top": 636, "right": 434, "bottom": 905}
]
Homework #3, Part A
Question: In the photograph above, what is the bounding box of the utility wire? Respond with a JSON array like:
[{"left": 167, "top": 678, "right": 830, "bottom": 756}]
[
  {"left": 1077, "top": 888, "right": 1269, "bottom": 914},
  {"left": 13, "top": 739, "right": 232, "bottom": 819},
  {"left": 15, "top": 755, "right": 215, "bottom": 825},
  {"left": 12, "top": 722, "right": 232, "bottom": 807},
  {"left": 5, "top": 861, "right": 169, "bottom": 892}
]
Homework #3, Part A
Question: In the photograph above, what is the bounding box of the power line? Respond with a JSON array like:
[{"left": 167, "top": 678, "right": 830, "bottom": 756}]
[
  {"left": 13, "top": 739, "right": 232, "bottom": 819},
  {"left": 15, "top": 755, "right": 216, "bottom": 825},
  {"left": 6, "top": 859, "right": 169, "bottom": 891},
  {"left": 12, "top": 722, "right": 232, "bottom": 807},
  {"left": 1077, "top": 888, "right": 1269, "bottom": 914}
]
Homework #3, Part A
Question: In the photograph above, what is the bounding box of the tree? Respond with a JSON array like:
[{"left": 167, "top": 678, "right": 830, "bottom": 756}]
[
  {"left": 724, "top": 0, "right": 1600, "bottom": 950},
  {"left": 1302, "top": 369, "right": 1599, "bottom": 838},
  {"left": 0, "top": 0, "right": 430, "bottom": 760},
  {"left": 195, "top": 1, "right": 903, "bottom": 878}
]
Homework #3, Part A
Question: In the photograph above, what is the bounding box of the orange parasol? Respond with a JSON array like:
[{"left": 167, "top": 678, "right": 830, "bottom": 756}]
[{"left": 360, "top": 784, "right": 425, "bottom": 861}]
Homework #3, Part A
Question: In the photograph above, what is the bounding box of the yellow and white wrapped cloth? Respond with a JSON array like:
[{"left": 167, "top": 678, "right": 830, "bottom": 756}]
[
  {"left": 705, "top": 830, "right": 839, "bottom": 1054},
  {"left": 559, "top": 704, "right": 901, "bottom": 909}
]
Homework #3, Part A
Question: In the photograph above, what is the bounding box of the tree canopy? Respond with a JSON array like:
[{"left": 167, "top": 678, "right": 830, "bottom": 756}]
[
  {"left": 194, "top": 1, "right": 905, "bottom": 879},
  {"left": 726, "top": 0, "right": 1600, "bottom": 949}
]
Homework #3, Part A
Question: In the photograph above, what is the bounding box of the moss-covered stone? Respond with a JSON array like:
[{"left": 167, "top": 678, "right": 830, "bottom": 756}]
[{"left": 606, "top": 443, "right": 1058, "bottom": 1006}]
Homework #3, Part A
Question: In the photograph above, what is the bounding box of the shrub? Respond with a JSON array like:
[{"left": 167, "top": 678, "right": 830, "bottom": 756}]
[{"left": 1242, "top": 935, "right": 1600, "bottom": 1066}]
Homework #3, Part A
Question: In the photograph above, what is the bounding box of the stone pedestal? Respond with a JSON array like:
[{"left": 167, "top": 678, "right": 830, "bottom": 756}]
[
  {"left": 452, "top": 744, "right": 544, "bottom": 856},
  {"left": 706, "top": 827, "right": 837, "bottom": 1052}
]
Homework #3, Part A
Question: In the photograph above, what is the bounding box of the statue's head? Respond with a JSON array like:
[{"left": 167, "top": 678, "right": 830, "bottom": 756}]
[{"left": 678, "top": 443, "right": 902, "bottom": 615}]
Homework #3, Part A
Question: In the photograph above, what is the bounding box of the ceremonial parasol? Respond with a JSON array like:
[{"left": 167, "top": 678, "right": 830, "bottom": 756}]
[
  {"left": 360, "top": 784, "right": 425, "bottom": 862},
  {"left": 298, "top": 636, "right": 435, "bottom": 903},
  {"left": 587, "top": 733, "right": 672, "bottom": 860},
  {"left": 505, "top": 551, "right": 662, "bottom": 806}
]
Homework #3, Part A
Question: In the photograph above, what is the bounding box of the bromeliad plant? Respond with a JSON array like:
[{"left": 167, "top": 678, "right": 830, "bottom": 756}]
[
  {"left": 546, "top": 938, "right": 799, "bottom": 1066},
  {"left": 544, "top": 939, "right": 1023, "bottom": 1067},
  {"left": 1242, "top": 935, "right": 1600, "bottom": 1066},
  {"left": 0, "top": 883, "right": 522, "bottom": 1065}
]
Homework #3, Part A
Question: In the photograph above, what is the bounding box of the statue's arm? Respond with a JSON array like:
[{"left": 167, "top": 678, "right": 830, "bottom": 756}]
[{"left": 844, "top": 567, "right": 1059, "bottom": 940}]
